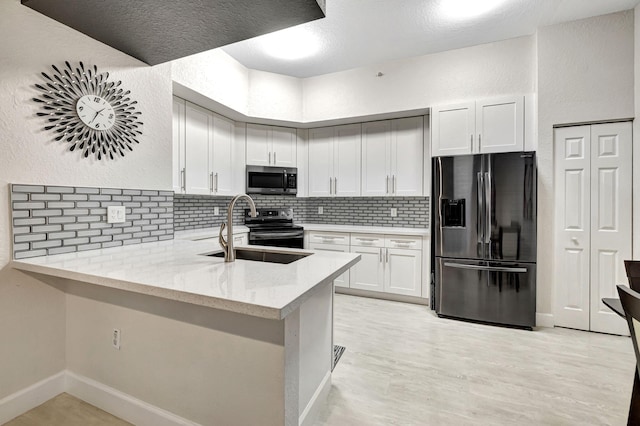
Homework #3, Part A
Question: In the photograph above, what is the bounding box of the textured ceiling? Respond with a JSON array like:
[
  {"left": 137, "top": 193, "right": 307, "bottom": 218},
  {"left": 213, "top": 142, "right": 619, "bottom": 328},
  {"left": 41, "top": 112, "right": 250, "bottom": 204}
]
[
  {"left": 21, "top": 0, "right": 325, "bottom": 65},
  {"left": 223, "top": 0, "right": 640, "bottom": 78}
]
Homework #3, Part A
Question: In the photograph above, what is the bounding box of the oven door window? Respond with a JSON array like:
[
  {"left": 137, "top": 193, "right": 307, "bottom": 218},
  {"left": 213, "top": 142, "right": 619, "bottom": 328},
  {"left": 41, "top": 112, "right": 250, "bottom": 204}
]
[{"left": 248, "top": 172, "right": 284, "bottom": 190}]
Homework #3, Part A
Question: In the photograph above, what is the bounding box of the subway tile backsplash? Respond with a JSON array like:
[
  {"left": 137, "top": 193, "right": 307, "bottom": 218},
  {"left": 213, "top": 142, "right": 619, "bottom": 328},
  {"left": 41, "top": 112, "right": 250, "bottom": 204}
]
[
  {"left": 174, "top": 194, "right": 429, "bottom": 231},
  {"left": 11, "top": 184, "right": 174, "bottom": 259}
]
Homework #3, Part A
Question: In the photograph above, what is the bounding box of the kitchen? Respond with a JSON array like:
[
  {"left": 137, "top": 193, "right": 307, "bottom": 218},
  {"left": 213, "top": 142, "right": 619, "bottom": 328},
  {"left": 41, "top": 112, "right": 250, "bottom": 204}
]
[{"left": 1, "top": 0, "right": 639, "bottom": 425}]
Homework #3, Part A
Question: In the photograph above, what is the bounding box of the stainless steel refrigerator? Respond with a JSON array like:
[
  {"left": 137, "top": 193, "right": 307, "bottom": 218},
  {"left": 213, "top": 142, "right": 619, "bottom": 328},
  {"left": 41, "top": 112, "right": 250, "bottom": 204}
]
[{"left": 433, "top": 152, "right": 536, "bottom": 328}]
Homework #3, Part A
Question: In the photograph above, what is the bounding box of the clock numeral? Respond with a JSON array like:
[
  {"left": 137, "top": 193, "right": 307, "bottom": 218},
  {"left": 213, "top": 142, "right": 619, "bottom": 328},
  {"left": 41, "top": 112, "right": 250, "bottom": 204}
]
[
  {"left": 78, "top": 106, "right": 84, "bottom": 111},
  {"left": 95, "top": 123, "right": 100, "bottom": 128},
  {"left": 94, "top": 97, "right": 100, "bottom": 102},
  {"left": 108, "top": 114, "right": 114, "bottom": 119}
]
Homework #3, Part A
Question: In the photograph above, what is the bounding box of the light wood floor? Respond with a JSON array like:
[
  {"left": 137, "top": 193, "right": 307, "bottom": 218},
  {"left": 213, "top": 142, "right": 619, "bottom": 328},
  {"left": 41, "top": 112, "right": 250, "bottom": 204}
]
[
  {"left": 316, "top": 294, "right": 635, "bottom": 426},
  {"left": 5, "top": 295, "right": 635, "bottom": 425},
  {"left": 3, "top": 393, "right": 131, "bottom": 426}
]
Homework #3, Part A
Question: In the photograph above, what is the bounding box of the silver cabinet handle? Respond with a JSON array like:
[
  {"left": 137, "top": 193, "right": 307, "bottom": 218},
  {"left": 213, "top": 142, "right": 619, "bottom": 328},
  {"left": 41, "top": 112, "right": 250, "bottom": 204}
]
[
  {"left": 329, "top": 177, "right": 333, "bottom": 195},
  {"left": 386, "top": 176, "right": 390, "bottom": 194},
  {"left": 379, "top": 248, "right": 382, "bottom": 263},
  {"left": 478, "top": 134, "right": 482, "bottom": 151},
  {"left": 392, "top": 175, "right": 396, "bottom": 194},
  {"left": 444, "top": 262, "right": 527, "bottom": 273},
  {"left": 334, "top": 177, "right": 337, "bottom": 194},
  {"left": 214, "top": 172, "right": 219, "bottom": 193},
  {"left": 269, "top": 151, "right": 272, "bottom": 164},
  {"left": 181, "top": 168, "right": 186, "bottom": 191},
  {"left": 470, "top": 134, "right": 473, "bottom": 152},
  {"left": 209, "top": 172, "right": 214, "bottom": 192},
  {"left": 274, "top": 152, "right": 277, "bottom": 164},
  {"left": 356, "top": 237, "right": 377, "bottom": 242},
  {"left": 386, "top": 248, "right": 389, "bottom": 263}
]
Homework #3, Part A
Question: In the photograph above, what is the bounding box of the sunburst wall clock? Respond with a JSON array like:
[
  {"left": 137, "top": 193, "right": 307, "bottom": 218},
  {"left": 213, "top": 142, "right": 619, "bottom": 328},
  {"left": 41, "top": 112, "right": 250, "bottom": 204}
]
[{"left": 33, "top": 61, "right": 143, "bottom": 160}]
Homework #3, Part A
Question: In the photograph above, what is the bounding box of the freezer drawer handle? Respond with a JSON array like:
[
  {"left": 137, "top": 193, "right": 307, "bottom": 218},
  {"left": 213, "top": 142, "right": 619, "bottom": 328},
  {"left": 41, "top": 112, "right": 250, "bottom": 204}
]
[{"left": 443, "top": 262, "right": 527, "bottom": 273}]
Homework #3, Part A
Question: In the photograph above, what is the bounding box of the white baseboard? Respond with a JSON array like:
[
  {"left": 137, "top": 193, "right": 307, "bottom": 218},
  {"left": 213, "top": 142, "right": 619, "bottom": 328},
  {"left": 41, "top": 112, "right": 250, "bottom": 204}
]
[
  {"left": 536, "top": 312, "right": 554, "bottom": 328},
  {"left": 299, "top": 371, "right": 331, "bottom": 426},
  {"left": 0, "top": 371, "right": 66, "bottom": 424},
  {"left": 65, "top": 371, "right": 198, "bottom": 426},
  {"left": 0, "top": 370, "right": 198, "bottom": 426}
]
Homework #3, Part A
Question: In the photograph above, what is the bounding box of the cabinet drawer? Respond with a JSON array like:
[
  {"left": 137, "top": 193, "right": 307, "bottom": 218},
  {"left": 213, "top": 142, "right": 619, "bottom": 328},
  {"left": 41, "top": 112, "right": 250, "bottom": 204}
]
[
  {"left": 306, "top": 231, "right": 350, "bottom": 245},
  {"left": 385, "top": 235, "right": 422, "bottom": 250},
  {"left": 350, "top": 233, "right": 385, "bottom": 247}
]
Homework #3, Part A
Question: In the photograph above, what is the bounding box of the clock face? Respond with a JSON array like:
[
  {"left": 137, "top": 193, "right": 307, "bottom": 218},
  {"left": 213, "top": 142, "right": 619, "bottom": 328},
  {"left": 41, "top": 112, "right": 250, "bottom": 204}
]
[{"left": 76, "top": 95, "right": 115, "bottom": 130}]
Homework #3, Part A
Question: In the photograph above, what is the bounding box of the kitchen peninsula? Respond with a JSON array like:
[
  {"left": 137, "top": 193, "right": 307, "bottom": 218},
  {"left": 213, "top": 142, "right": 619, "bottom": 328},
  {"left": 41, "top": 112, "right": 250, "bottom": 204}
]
[{"left": 11, "top": 239, "right": 359, "bottom": 426}]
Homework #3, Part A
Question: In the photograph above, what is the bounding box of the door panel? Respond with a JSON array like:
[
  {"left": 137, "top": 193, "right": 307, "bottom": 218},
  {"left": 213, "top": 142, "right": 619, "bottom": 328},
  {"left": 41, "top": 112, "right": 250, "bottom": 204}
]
[
  {"left": 350, "top": 246, "right": 384, "bottom": 292},
  {"left": 246, "top": 123, "right": 271, "bottom": 166},
  {"left": 589, "top": 122, "right": 631, "bottom": 335},
  {"left": 308, "top": 127, "right": 334, "bottom": 197},
  {"left": 385, "top": 248, "right": 421, "bottom": 297},
  {"left": 308, "top": 242, "right": 350, "bottom": 288},
  {"left": 172, "top": 97, "right": 186, "bottom": 194},
  {"left": 392, "top": 117, "right": 423, "bottom": 196},
  {"left": 486, "top": 152, "right": 537, "bottom": 262},
  {"left": 361, "top": 121, "right": 391, "bottom": 196},
  {"left": 211, "top": 114, "right": 234, "bottom": 195},
  {"left": 272, "top": 126, "right": 297, "bottom": 167},
  {"left": 431, "top": 102, "right": 475, "bottom": 156},
  {"left": 434, "top": 155, "right": 483, "bottom": 260},
  {"left": 476, "top": 96, "right": 524, "bottom": 153},
  {"left": 185, "top": 103, "right": 211, "bottom": 195},
  {"left": 554, "top": 126, "right": 590, "bottom": 331},
  {"left": 334, "top": 124, "right": 361, "bottom": 196}
]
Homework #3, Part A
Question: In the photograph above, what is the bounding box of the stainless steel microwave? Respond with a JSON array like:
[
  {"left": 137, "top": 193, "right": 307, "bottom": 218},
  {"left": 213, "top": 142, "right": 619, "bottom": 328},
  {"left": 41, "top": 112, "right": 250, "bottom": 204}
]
[{"left": 246, "top": 166, "right": 297, "bottom": 195}]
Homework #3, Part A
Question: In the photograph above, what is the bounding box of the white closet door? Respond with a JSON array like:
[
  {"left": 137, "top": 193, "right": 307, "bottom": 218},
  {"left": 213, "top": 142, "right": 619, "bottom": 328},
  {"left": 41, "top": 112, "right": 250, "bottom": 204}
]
[
  {"left": 589, "top": 122, "right": 631, "bottom": 335},
  {"left": 554, "top": 126, "right": 591, "bottom": 331}
]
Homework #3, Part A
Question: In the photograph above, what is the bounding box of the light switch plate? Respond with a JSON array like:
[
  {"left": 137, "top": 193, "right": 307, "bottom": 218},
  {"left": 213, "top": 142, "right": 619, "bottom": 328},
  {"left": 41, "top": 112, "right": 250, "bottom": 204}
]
[
  {"left": 214, "top": 206, "right": 220, "bottom": 216},
  {"left": 318, "top": 206, "right": 324, "bottom": 215},
  {"left": 390, "top": 207, "right": 398, "bottom": 217},
  {"left": 107, "top": 206, "right": 126, "bottom": 223}
]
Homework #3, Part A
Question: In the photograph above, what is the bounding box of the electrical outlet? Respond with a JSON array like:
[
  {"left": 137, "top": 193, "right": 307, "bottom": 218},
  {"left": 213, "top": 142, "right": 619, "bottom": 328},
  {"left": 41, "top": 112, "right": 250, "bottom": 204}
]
[
  {"left": 107, "top": 206, "right": 126, "bottom": 223},
  {"left": 214, "top": 206, "right": 220, "bottom": 216},
  {"left": 390, "top": 207, "right": 398, "bottom": 217},
  {"left": 318, "top": 206, "right": 324, "bottom": 215},
  {"left": 112, "top": 328, "right": 121, "bottom": 350}
]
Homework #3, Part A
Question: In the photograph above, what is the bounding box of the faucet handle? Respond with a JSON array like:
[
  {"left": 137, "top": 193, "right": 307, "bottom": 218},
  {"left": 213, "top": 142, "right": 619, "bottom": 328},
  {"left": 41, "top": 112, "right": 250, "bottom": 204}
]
[{"left": 218, "top": 222, "right": 228, "bottom": 251}]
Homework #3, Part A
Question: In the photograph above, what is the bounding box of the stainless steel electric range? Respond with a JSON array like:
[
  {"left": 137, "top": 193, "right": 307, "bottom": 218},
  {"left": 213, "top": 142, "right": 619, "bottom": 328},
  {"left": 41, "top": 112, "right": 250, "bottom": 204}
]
[{"left": 244, "top": 208, "right": 304, "bottom": 249}]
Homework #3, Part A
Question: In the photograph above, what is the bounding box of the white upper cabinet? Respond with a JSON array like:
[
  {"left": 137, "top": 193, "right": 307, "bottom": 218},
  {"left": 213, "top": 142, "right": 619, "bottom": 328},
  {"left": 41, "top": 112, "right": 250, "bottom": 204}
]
[
  {"left": 210, "top": 113, "right": 235, "bottom": 195},
  {"left": 431, "top": 95, "right": 525, "bottom": 157},
  {"left": 172, "top": 96, "right": 186, "bottom": 194},
  {"left": 246, "top": 123, "right": 297, "bottom": 167},
  {"left": 184, "top": 102, "right": 211, "bottom": 195},
  {"left": 362, "top": 117, "right": 423, "bottom": 196},
  {"left": 308, "top": 124, "right": 361, "bottom": 197},
  {"left": 179, "top": 101, "right": 239, "bottom": 196}
]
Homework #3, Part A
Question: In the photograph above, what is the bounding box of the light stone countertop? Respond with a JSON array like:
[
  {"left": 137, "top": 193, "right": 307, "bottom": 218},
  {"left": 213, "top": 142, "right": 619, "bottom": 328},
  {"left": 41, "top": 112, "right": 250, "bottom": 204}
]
[
  {"left": 298, "top": 223, "right": 429, "bottom": 236},
  {"left": 174, "top": 226, "right": 250, "bottom": 241},
  {"left": 11, "top": 238, "right": 360, "bottom": 320}
]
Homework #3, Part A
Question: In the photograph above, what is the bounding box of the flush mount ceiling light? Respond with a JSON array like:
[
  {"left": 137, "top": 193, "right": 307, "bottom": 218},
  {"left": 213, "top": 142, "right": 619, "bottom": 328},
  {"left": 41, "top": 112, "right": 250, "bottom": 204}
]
[
  {"left": 261, "top": 26, "right": 321, "bottom": 60},
  {"left": 439, "top": 0, "right": 506, "bottom": 20}
]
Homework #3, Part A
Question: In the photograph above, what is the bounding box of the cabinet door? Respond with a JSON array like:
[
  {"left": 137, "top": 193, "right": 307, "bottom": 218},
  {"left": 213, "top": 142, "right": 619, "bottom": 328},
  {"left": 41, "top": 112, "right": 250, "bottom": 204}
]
[
  {"left": 308, "top": 127, "right": 334, "bottom": 197},
  {"left": 272, "top": 126, "right": 297, "bottom": 167},
  {"left": 334, "top": 124, "right": 361, "bottom": 197},
  {"left": 391, "top": 117, "right": 423, "bottom": 196},
  {"left": 246, "top": 123, "right": 270, "bottom": 166},
  {"left": 308, "top": 242, "right": 350, "bottom": 288},
  {"left": 350, "top": 246, "right": 384, "bottom": 292},
  {"left": 385, "top": 248, "right": 422, "bottom": 297},
  {"left": 361, "top": 121, "right": 391, "bottom": 196},
  {"left": 211, "top": 114, "right": 234, "bottom": 195},
  {"left": 476, "top": 96, "right": 524, "bottom": 153},
  {"left": 431, "top": 102, "right": 475, "bottom": 157},
  {"left": 172, "top": 97, "right": 186, "bottom": 194},
  {"left": 185, "top": 103, "right": 211, "bottom": 195}
]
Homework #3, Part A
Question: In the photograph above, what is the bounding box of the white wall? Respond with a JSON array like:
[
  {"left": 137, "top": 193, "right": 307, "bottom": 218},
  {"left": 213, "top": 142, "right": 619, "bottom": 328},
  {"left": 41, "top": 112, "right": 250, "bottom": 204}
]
[
  {"left": 536, "top": 11, "right": 635, "bottom": 317},
  {"left": 0, "top": 0, "right": 172, "bottom": 399},
  {"left": 302, "top": 36, "right": 536, "bottom": 122},
  {"left": 635, "top": 5, "right": 640, "bottom": 260}
]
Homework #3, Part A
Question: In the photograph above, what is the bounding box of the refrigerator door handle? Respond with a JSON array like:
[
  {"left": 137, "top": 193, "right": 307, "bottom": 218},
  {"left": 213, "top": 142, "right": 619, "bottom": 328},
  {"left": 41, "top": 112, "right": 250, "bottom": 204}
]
[
  {"left": 443, "top": 262, "right": 528, "bottom": 274},
  {"left": 484, "top": 171, "right": 491, "bottom": 244},
  {"left": 477, "top": 172, "right": 483, "bottom": 244}
]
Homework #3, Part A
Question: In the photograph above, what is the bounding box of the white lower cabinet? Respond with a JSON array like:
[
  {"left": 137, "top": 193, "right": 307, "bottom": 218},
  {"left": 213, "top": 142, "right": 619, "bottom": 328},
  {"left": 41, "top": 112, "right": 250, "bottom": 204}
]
[
  {"left": 233, "top": 233, "right": 248, "bottom": 246},
  {"left": 308, "top": 242, "right": 350, "bottom": 288},
  {"left": 306, "top": 230, "right": 424, "bottom": 298}
]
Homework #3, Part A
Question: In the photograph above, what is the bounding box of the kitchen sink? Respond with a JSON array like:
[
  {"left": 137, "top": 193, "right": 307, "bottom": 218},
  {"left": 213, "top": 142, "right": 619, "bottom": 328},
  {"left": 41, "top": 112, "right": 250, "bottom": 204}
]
[{"left": 204, "top": 248, "right": 311, "bottom": 264}]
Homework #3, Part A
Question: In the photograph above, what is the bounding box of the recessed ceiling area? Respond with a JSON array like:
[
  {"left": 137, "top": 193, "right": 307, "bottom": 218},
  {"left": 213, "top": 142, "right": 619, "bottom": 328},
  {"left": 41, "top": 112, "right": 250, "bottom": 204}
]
[
  {"left": 21, "top": 0, "right": 326, "bottom": 65},
  {"left": 222, "top": 0, "right": 640, "bottom": 78}
]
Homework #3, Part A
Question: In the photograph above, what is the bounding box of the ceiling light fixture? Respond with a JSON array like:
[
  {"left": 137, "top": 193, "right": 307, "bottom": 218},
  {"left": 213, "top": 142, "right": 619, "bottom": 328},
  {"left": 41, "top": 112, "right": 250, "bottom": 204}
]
[
  {"left": 260, "top": 26, "right": 321, "bottom": 61},
  {"left": 439, "top": 0, "right": 506, "bottom": 20}
]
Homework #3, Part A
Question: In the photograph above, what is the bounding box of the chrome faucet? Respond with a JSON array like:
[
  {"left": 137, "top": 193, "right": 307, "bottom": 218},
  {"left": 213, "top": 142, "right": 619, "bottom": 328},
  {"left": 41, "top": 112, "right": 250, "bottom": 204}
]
[{"left": 219, "top": 194, "right": 257, "bottom": 262}]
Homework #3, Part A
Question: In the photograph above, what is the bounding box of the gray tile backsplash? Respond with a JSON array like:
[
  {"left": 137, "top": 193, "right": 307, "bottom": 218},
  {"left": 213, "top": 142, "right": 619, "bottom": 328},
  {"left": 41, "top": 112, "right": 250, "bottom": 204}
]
[
  {"left": 174, "top": 194, "right": 429, "bottom": 231},
  {"left": 11, "top": 184, "right": 174, "bottom": 259}
]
